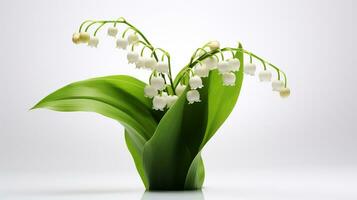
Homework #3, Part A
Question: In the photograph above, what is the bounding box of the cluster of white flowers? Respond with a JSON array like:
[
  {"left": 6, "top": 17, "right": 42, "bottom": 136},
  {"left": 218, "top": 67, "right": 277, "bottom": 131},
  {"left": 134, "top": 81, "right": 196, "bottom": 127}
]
[
  {"left": 183, "top": 50, "right": 241, "bottom": 104},
  {"left": 73, "top": 27, "right": 290, "bottom": 110}
]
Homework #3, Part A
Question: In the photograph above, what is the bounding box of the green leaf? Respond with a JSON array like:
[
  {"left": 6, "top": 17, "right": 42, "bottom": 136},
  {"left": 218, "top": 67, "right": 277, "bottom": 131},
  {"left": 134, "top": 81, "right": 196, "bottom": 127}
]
[
  {"left": 32, "top": 75, "right": 159, "bottom": 188},
  {"left": 33, "top": 75, "right": 158, "bottom": 140}
]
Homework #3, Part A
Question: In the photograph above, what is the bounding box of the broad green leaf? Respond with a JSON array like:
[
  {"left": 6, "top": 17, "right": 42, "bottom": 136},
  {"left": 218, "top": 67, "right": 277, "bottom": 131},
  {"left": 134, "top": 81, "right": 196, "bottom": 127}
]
[
  {"left": 32, "top": 75, "right": 159, "bottom": 188},
  {"left": 33, "top": 75, "right": 158, "bottom": 140}
]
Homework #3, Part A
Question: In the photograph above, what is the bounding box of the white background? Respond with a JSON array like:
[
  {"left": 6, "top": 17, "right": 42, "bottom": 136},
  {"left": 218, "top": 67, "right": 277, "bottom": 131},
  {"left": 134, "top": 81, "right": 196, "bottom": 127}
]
[{"left": 1, "top": 0, "right": 357, "bottom": 199}]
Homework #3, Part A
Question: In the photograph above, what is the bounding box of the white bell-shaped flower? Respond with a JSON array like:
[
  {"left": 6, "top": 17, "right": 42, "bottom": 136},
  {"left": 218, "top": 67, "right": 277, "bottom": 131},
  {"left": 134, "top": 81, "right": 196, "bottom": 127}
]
[
  {"left": 203, "top": 57, "right": 218, "bottom": 70},
  {"left": 272, "top": 80, "right": 284, "bottom": 91},
  {"left": 88, "top": 37, "right": 99, "bottom": 48},
  {"left": 72, "top": 33, "right": 81, "bottom": 44},
  {"left": 207, "top": 40, "right": 220, "bottom": 50},
  {"left": 175, "top": 84, "right": 186, "bottom": 96},
  {"left": 228, "top": 58, "right": 240, "bottom": 72},
  {"left": 127, "top": 51, "right": 139, "bottom": 64},
  {"left": 116, "top": 38, "right": 128, "bottom": 50},
  {"left": 152, "top": 95, "right": 167, "bottom": 111},
  {"left": 222, "top": 72, "right": 236, "bottom": 86},
  {"left": 135, "top": 57, "right": 146, "bottom": 69},
  {"left": 189, "top": 75, "right": 203, "bottom": 89},
  {"left": 194, "top": 64, "right": 209, "bottom": 77},
  {"left": 279, "top": 87, "right": 291, "bottom": 98},
  {"left": 217, "top": 61, "right": 230, "bottom": 74},
  {"left": 79, "top": 32, "right": 90, "bottom": 43},
  {"left": 186, "top": 90, "right": 201, "bottom": 104},
  {"left": 258, "top": 70, "right": 272, "bottom": 82},
  {"left": 107, "top": 27, "right": 118, "bottom": 37},
  {"left": 145, "top": 57, "right": 158, "bottom": 69},
  {"left": 244, "top": 63, "right": 256, "bottom": 76},
  {"left": 166, "top": 95, "right": 178, "bottom": 107},
  {"left": 155, "top": 61, "right": 169, "bottom": 73},
  {"left": 150, "top": 76, "right": 165, "bottom": 90},
  {"left": 127, "top": 33, "right": 139, "bottom": 44},
  {"left": 144, "top": 85, "right": 158, "bottom": 98}
]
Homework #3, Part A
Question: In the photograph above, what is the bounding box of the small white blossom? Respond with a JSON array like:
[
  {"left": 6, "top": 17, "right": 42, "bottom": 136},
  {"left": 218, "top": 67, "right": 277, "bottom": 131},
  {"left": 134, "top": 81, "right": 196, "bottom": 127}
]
[
  {"left": 107, "top": 27, "right": 118, "bottom": 37},
  {"left": 189, "top": 75, "right": 203, "bottom": 89},
  {"left": 127, "top": 51, "right": 139, "bottom": 64},
  {"left": 194, "top": 64, "right": 209, "bottom": 77},
  {"left": 175, "top": 84, "right": 186, "bottom": 96},
  {"left": 244, "top": 63, "right": 256, "bottom": 76},
  {"left": 79, "top": 32, "right": 90, "bottom": 43},
  {"left": 207, "top": 40, "right": 220, "bottom": 50},
  {"left": 217, "top": 61, "right": 230, "bottom": 74},
  {"left": 150, "top": 76, "right": 166, "bottom": 90},
  {"left": 203, "top": 57, "right": 218, "bottom": 70},
  {"left": 228, "top": 58, "right": 240, "bottom": 72},
  {"left": 155, "top": 61, "right": 169, "bottom": 73},
  {"left": 258, "top": 70, "right": 272, "bottom": 82},
  {"left": 166, "top": 95, "right": 178, "bottom": 107},
  {"left": 222, "top": 72, "right": 236, "bottom": 86},
  {"left": 127, "top": 33, "right": 139, "bottom": 44},
  {"left": 116, "top": 38, "right": 128, "bottom": 49},
  {"left": 144, "top": 85, "right": 158, "bottom": 98},
  {"left": 88, "top": 37, "right": 99, "bottom": 48},
  {"left": 272, "top": 80, "right": 284, "bottom": 91},
  {"left": 186, "top": 90, "right": 201, "bottom": 104},
  {"left": 135, "top": 57, "right": 146, "bottom": 69},
  {"left": 152, "top": 95, "right": 167, "bottom": 111},
  {"left": 145, "top": 57, "right": 158, "bottom": 69},
  {"left": 279, "top": 87, "right": 291, "bottom": 98}
]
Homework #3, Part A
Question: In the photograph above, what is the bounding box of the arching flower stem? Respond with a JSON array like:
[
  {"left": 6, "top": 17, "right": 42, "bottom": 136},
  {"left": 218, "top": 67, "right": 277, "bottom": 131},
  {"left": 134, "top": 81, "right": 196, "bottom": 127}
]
[
  {"left": 187, "top": 47, "right": 287, "bottom": 86},
  {"left": 79, "top": 18, "right": 176, "bottom": 93}
]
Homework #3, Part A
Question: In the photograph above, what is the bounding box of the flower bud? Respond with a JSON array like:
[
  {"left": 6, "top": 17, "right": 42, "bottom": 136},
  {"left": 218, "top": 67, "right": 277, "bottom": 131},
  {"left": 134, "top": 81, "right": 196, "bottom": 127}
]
[
  {"left": 222, "top": 72, "right": 236, "bottom": 86},
  {"left": 258, "top": 70, "right": 272, "bottom": 82},
  {"left": 194, "top": 64, "right": 209, "bottom": 77},
  {"left": 166, "top": 95, "right": 178, "bottom": 107},
  {"left": 144, "top": 85, "right": 158, "bottom": 98},
  {"left": 88, "top": 37, "right": 99, "bottom": 48},
  {"left": 217, "top": 61, "right": 230, "bottom": 74},
  {"left": 203, "top": 57, "right": 218, "bottom": 70},
  {"left": 186, "top": 90, "right": 201, "bottom": 104},
  {"left": 152, "top": 95, "right": 167, "bottom": 111},
  {"left": 107, "top": 27, "right": 118, "bottom": 37},
  {"left": 207, "top": 40, "right": 220, "bottom": 50},
  {"left": 116, "top": 38, "right": 128, "bottom": 50},
  {"left": 279, "top": 87, "right": 290, "bottom": 98},
  {"left": 127, "top": 33, "right": 139, "bottom": 44},
  {"left": 150, "top": 76, "right": 165, "bottom": 90},
  {"left": 135, "top": 57, "right": 146, "bottom": 69},
  {"left": 72, "top": 33, "right": 81, "bottom": 44},
  {"left": 127, "top": 51, "right": 139, "bottom": 64},
  {"left": 175, "top": 84, "right": 186, "bottom": 96},
  {"left": 155, "top": 61, "right": 169, "bottom": 73},
  {"left": 79, "top": 32, "right": 90, "bottom": 43},
  {"left": 189, "top": 75, "right": 203, "bottom": 89},
  {"left": 145, "top": 57, "right": 158, "bottom": 69},
  {"left": 272, "top": 80, "right": 284, "bottom": 91},
  {"left": 244, "top": 63, "right": 256, "bottom": 76},
  {"left": 228, "top": 58, "right": 240, "bottom": 72}
]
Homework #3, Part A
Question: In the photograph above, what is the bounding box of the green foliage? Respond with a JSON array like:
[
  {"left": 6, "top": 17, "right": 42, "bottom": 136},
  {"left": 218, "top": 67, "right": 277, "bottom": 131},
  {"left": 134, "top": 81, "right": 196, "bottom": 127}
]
[{"left": 33, "top": 46, "right": 244, "bottom": 190}]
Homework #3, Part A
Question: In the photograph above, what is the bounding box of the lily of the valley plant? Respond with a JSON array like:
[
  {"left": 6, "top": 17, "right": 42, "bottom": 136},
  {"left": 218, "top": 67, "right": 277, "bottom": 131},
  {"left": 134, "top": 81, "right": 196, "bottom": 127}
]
[{"left": 33, "top": 17, "right": 290, "bottom": 190}]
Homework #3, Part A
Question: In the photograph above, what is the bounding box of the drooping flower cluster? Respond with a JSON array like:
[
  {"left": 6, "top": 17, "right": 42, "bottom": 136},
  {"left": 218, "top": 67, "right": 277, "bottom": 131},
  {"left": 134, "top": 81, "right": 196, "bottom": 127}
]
[{"left": 72, "top": 18, "right": 290, "bottom": 111}]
